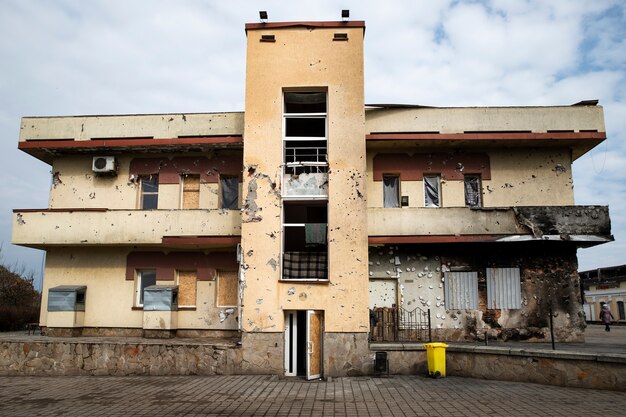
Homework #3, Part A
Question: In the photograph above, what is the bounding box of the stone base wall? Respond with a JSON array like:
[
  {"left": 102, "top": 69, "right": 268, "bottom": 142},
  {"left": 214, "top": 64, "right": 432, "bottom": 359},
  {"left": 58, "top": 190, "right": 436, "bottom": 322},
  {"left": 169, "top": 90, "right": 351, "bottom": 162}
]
[
  {"left": 447, "top": 350, "right": 626, "bottom": 391},
  {"left": 239, "top": 332, "right": 283, "bottom": 375},
  {"left": 2, "top": 337, "right": 623, "bottom": 391},
  {"left": 0, "top": 340, "right": 242, "bottom": 376},
  {"left": 374, "top": 345, "right": 625, "bottom": 391},
  {"left": 44, "top": 327, "right": 239, "bottom": 339},
  {"left": 324, "top": 332, "right": 373, "bottom": 377}
]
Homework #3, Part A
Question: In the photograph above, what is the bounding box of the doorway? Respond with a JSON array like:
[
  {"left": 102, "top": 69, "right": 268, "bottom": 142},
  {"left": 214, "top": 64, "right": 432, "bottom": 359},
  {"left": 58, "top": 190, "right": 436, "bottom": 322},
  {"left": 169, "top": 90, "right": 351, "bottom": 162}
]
[{"left": 284, "top": 310, "right": 323, "bottom": 379}]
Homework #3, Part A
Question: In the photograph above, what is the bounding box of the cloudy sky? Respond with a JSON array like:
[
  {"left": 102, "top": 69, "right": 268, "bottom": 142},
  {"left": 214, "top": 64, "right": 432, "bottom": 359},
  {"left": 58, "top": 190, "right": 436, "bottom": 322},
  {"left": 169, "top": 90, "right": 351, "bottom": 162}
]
[{"left": 1, "top": 0, "right": 624, "bottom": 289}]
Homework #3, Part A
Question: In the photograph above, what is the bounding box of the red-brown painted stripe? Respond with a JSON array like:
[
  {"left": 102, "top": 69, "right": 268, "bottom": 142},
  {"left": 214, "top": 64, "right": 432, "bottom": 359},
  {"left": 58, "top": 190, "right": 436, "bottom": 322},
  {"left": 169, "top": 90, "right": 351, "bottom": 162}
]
[
  {"left": 162, "top": 237, "right": 241, "bottom": 245},
  {"left": 245, "top": 21, "right": 365, "bottom": 31},
  {"left": 368, "top": 235, "right": 508, "bottom": 244},
  {"left": 13, "top": 208, "right": 108, "bottom": 213},
  {"left": 18, "top": 136, "right": 243, "bottom": 151},
  {"left": 366, "top": 132, "right": 606, "bottom": 141}
]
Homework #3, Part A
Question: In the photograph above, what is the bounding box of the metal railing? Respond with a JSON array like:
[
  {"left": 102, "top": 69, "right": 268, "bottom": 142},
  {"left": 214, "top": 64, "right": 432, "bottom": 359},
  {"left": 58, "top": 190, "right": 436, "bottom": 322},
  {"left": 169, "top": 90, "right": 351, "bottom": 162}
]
[{"left": 371, "top": 306, "right": 431, "bottom": 342}]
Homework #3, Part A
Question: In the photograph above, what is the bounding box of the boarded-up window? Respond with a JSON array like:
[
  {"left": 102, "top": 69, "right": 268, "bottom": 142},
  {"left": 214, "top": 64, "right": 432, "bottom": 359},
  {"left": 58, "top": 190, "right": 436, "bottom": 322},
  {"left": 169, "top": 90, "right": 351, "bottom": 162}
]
[
  {"left": 424, "top": 175, "right": 440, "bottom": 207},
  {"left": 177, "top": 270, "right": 197, "bottom": 307},
  {"left": 383, "top": 175, "right": 400, "bottom": 208},
  {"left": 444, "top": 271, "right": 478, "bottom": 309},
  {"left": 181, "top": 175, "right": 200, "bottom": 209},
  {"left": 464, "top": 175, "right": 481, "bottom": 207},
  {"left": 486, "top": 268, "right": 521, "bottom": 309},
  {"left": 220, "top": 176, "right": 239, "bottom": 209},
  {"left": 217, "top": 270, "right": 238, "bottom": 306}
]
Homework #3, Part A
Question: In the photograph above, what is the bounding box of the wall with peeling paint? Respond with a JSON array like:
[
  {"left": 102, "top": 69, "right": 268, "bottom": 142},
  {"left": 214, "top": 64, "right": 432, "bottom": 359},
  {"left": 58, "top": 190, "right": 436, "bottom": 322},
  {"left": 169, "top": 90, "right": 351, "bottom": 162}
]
[
  {"left": 20, "top": 112, "right": 244, "bottom": 142},
  {"left": 49, "top": 153, "right": 242, "bottom": 210},
  {"left": 39, "top": 248, "right": 238, "bottom": 332},
  {"left": 241, "top": 25, "right": 368, "bottom": 336},
  {"left": 368, "top": 244, "right": 585, "bottom": 342},
  {"left": 367, "top": 148, "right": 573, "bottom": 208},
  {"left": 365, "top": 106, "right": 605, "bottom": 135}
]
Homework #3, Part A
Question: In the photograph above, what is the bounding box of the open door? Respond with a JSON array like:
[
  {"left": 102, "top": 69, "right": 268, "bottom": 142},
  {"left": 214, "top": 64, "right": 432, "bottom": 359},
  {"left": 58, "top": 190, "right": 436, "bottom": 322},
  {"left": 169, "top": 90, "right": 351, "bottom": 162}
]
[{"left": 306, "top": 310, "right": 323, "bottom": 380}]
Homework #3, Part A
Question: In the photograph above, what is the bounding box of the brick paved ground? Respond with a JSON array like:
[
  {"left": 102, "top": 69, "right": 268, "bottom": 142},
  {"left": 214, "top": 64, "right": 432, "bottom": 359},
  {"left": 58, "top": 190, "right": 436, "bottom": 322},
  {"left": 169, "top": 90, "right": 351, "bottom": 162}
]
[{"left": 1, "top": 374, "right": 625, "bottom": 417}]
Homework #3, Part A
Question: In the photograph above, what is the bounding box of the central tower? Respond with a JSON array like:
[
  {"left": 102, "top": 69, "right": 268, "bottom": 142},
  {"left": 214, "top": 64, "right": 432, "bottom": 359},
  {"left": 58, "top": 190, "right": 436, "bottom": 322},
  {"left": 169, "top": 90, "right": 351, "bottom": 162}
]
[{"left": 240, "top": 20, "right": 368, "bottom": 377}]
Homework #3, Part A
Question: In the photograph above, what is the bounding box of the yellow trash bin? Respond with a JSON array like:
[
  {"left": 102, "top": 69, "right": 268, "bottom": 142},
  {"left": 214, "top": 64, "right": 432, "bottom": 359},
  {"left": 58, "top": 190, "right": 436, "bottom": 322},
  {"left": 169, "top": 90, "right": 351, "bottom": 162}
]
[{"left": 423, "top": 342, "right": 448, "bottom": 378}]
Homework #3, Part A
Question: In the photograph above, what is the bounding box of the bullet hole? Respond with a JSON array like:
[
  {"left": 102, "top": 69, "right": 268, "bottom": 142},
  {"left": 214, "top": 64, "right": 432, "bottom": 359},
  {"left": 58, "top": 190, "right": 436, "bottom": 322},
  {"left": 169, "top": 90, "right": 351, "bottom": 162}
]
[
  {"left": 16, "top": 213, "right": 25, "bottom": 225},
  {"left": 553, "top": 164, "right": 566, "bottom": 175},
  {"left": 52, "top": 171, "right": 63, "bottom": 188}
]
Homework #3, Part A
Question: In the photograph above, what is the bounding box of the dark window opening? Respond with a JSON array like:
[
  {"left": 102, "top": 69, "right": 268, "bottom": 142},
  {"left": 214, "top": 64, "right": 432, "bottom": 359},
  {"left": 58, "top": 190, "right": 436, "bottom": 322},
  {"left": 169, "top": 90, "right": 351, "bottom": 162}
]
[
  {"left": 137, "top": 269, "right": 157, "bottom": 305},
  {"left": 141, "top": 175, "right": 159, "bottom": 209},
  {"left": 284, "top": 92, "right": 327, "bottom": 113},
  {"left": 220, "top": 176, "right": 239, "bottom": 209},
  {"left": 283, "top": 201, "right": 328, "bottom": 280},
  {"left": 285, "top": 140, "right": 328, "bottom": 175},
  {"left": 285, "top": 118, "right": 325, "bottom": 137},
  {"left": 618, "top": 301, "right": 625, "bottom": 320},
  {"left": 464, "top": 175, "right": 482, "bottom": 208}
]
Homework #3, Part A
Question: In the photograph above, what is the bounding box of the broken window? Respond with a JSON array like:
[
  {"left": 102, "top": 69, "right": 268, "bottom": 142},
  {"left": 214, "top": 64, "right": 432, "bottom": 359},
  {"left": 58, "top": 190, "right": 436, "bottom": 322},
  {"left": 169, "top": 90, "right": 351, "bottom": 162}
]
[
  {"left": 177, "top": 270, "right": 197, "bottom": 307},
  {"left": 383, "top": 175, "right": 400, "bottom": 208},
  {"left": 424, "top": 175, "right": 440, "bottom": 208},
  {"left": 486, "top": 268, "right": 521, "bottom": 309},
  {"left": 282, "top": 201, "right": 328, "bottom": 280},
  {"left": 444, "top": 271, "right": 478, "bottom": 309},
  {"left": 464, "top": 175, "right": 481, "bottom": 208},
  {"left": 283, "top": 91, "right": 328, "bottom": 196},
  {"left": 140, "top": 175, "right": 159, "bottom": 209},
  {"left": 220, "top": 175, "right": 239, "bottom": 209},
  {"left": 136, "top": 269, "right": 156, "bottom": 306},
  {"left": 181, "top": 174, "right": 200, "bottom": 209}
]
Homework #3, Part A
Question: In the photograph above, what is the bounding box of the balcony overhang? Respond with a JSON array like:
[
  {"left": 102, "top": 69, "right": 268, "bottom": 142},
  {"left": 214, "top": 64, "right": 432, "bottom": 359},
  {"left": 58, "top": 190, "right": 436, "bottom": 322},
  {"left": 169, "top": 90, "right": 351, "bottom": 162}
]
[
  {"left": 365, "top": 131, "right": 606, "bottom": 161},
  {"left": 368, "top": 206, "right": 612, "bottom": 248},
  {"left": 12, "top": 209, "right": 241, "bottom": 249},
  {"left": 19, "top": 112, "right": 245, "bottom": 164}
]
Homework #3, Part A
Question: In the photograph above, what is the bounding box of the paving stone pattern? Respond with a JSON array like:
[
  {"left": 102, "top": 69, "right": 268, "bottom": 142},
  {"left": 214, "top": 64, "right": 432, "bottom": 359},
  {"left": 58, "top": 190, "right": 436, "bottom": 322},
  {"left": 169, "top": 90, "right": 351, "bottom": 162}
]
[{"left": 1, "top": 375, "right": 625, "bottom": 417}]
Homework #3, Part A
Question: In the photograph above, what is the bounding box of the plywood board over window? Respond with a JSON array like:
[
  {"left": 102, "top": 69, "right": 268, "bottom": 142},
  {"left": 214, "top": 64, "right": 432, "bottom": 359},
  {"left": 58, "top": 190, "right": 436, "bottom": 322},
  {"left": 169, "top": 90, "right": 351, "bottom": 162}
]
[
  {"left": 217, "top": 270, "right": 238, "bottom": 307},
  {"left": 177, "top": 270, "right": 197, "bottom": 307},
  {"left": 182, "top": 174, "right": 200, "bottom": 209}
]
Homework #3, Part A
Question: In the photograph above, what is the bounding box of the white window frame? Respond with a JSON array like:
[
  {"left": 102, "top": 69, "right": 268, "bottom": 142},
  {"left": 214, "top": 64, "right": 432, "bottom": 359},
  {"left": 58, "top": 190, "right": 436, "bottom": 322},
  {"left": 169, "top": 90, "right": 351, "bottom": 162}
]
[
  {"left": 281, "top": 200, "right": 329, "bottom": 282},
  {"left": 282, "top": 91, "right": 328, "bottom": 200},
  {"left": 140, "top": 175, "right": 159, "bottom": 209},
  {"left": 135, "top": 269, "right": 157, "bottom": 307}
]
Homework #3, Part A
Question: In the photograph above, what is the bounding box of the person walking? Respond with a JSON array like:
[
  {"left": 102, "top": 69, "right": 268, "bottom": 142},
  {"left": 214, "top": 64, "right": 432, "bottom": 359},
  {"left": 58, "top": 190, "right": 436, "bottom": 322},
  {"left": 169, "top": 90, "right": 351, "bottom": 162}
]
[{"left": 600, "top": 304, "right": 615, "bottom": 332}]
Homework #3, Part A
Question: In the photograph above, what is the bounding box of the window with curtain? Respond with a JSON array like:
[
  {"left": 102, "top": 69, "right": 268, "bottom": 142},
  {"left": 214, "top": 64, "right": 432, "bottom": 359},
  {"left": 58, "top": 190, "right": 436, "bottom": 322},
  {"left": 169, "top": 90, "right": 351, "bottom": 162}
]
[
  {"left": 424, "top": 175, "right": 440, "bottom": 207},
  {"left": 383, "top": 175, "right": 400, "bottom": 208}
]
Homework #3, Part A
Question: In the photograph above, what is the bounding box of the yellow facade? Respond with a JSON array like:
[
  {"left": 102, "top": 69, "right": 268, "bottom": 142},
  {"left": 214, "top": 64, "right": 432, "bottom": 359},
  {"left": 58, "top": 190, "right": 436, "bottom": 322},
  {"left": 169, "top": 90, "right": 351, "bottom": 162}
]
[{"left": 241, "top": 24, "right": 368, "bottom": 334}]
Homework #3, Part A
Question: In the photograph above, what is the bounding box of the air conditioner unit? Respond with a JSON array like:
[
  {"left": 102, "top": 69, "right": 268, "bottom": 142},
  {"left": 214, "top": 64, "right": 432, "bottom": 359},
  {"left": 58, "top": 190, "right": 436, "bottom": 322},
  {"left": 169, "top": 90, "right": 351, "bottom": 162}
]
[{"left": 92, "top": 156, "right": 117, "bottom": 175}]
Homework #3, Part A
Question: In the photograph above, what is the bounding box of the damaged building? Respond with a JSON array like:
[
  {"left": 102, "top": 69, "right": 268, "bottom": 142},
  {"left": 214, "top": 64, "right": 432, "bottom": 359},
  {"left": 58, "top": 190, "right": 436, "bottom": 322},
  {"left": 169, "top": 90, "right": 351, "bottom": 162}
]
[{"left": 12, "top": 18, "right": 612, "bottom": 378}]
